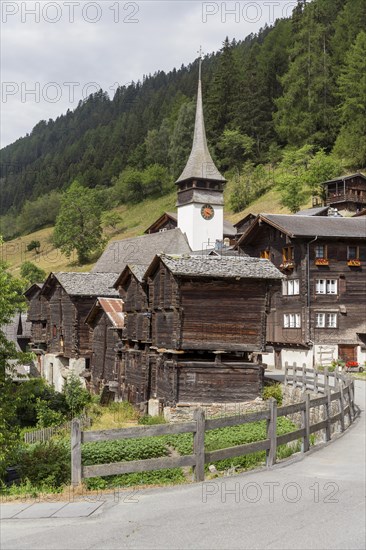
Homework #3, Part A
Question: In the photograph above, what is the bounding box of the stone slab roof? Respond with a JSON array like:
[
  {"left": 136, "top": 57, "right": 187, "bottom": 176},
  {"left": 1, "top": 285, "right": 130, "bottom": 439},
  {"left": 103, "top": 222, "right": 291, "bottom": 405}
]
[
  {"left": 294, "top": 206, "right": 331, "bottom": 216},
  {"left": 92, "top": 228, "right": 191, "bottom": 274},
  {"left": 147, "top": 254, "right": 283, "bottom": 280},
  {"left": 261, "top": 214, "right": 366, "bottom": 239},
  {"left": 44, "top": 272, "right": 119, "bottom": 297}
]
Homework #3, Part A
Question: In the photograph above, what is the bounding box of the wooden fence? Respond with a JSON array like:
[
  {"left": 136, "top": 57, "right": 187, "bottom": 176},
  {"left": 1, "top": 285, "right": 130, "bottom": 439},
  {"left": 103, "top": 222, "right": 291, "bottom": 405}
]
[
  {"left": 71, "top": 367, "right": 357, "bottom": 485},
  {"left": 25, "top": 416, "right": 91, "bottom": 444}
]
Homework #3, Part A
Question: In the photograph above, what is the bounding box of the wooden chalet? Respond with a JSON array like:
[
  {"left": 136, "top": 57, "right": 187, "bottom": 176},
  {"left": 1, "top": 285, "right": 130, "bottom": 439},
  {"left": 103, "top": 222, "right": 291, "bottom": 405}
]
[
  {"left": 114, "top": 254, "right": 283, "bottom": 407},
  {"left": 85, "top": 297, "right": 124, "bottom": 394},
  {"left": 237, "top": 214, "right": 366, "bottom": 367},
  {"left": 322, "top": 173, "right": 366, "bottom": 214}
]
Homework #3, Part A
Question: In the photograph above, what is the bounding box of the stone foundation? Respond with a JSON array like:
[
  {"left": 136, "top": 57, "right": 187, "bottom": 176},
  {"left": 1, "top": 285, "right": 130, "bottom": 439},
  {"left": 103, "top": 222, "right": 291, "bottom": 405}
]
[{"left": 163, "top": 398, "right": 267, "bottom": 423}]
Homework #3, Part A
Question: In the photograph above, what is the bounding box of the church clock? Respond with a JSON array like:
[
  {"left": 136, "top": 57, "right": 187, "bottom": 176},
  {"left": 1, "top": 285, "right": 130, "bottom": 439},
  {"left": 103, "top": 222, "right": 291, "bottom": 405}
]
[{"left": 201, "top": 204, "right": 215, "bottom": 220}]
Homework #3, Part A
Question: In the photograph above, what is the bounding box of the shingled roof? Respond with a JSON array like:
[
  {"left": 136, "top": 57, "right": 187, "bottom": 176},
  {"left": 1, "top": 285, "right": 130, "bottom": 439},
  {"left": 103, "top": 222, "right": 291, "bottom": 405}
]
[
  {"left": 145, "top": 254, "right": 283, "bottom": 280},
  {"left": 176, "top": 64, "right": 226, "bottom": 184},
  {"left": 42, "top": 272, "right": 119, "bottom": 297},
  {"left": 239, "top": 214, "right": 366, "bottom": 244},
  {"left": 85, "top": 297, "right": 124, "bottom": 328},
  {"left": 92, "top": 228, "right": 191, "bottom": 274}
]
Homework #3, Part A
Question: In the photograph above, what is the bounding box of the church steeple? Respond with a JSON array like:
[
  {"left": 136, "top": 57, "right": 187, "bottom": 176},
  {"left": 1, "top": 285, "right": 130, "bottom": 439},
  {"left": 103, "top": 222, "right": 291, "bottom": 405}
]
[
  {"left": 176, "top": 51, "right": 226, "bottom": 185},
  {"left": 176, "top": 50, "right": 226, "bottom": 251}
]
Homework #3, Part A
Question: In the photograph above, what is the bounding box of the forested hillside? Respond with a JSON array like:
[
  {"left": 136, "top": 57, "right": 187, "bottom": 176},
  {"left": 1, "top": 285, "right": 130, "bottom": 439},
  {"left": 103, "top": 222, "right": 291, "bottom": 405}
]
[{"left": 1, "top": 0, "right": 365, "bottom": 240}]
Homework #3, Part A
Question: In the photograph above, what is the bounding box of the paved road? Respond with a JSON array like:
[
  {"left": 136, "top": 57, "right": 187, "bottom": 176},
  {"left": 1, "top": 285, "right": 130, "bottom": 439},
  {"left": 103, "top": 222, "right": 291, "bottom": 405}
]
[{"left": 1, "top": 381, "right": 365, "bottom": 550}]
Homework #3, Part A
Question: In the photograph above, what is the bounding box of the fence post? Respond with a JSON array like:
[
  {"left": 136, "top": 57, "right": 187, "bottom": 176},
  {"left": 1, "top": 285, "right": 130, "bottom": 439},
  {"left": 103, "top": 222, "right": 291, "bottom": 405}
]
[
  {"left": 339, "top": 381, "right": 345, "bottom": 433},
  {"left": 71, "top": 418, "right": 82, "bottom": 486},
  {"left": 193, "top": 408, "right": 205, "bottom": 482},
  {"left": 349, "top": 380, "right": 355, "bottom": 421},
  {"left": 293, "top": 362, "right": 297, "bottom": 388},
  {"left": 266, "top": 398, "right": 277, "bottom": 468},
  {"left": 302, "top": 364, "right": 306, "bottom": 389},
  {"left": 313, "top": 368, "right": 318, "bottom": 393},
  {"left": 302, "top": 392, "right": 310, "bottom": 453},
  {"left": 324, "top": 367, "right": 329, "bottom": 394},
  {"left": 284, "top": 362, "right": 288, "bottom": 385},
  {"left": 324, "top": 388, "right": 332, "bottom": 442}
]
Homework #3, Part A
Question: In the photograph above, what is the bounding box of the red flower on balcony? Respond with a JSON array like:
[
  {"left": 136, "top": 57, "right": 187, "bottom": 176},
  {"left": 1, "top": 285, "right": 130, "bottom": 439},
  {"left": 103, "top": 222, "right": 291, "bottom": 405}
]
[
  {"left": 346, "top": 361, "right": 359, "bottom": 369},
  {"left": 347, "top": 259, "right": 361, "bottom": 267},
  {"left": 315, "top": 258, "right": 329, "bottom": 266}
]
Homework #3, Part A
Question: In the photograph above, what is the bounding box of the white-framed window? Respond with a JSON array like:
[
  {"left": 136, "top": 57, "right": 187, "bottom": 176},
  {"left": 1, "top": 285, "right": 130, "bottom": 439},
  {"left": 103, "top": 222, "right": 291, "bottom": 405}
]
[
  {"left": 282, "top": 279, "right": 300, "bottom": 296},
  {"left": 284, "top": 313, "right": 301, "bottom": 328},
  {"left": 315, "top": 244, "right": 327, "bottom": 259},
  {"left": 315, "top": 279, "right": 337, "bottom": 295},
  {"left": 315, "top": 312, "right": 338, "bottom": 328}
]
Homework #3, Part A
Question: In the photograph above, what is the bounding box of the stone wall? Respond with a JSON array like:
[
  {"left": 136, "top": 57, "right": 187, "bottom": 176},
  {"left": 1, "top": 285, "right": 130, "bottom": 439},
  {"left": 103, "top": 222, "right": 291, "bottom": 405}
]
[{"left": 163, "top": 398, "right": 268, "bottom": 423}]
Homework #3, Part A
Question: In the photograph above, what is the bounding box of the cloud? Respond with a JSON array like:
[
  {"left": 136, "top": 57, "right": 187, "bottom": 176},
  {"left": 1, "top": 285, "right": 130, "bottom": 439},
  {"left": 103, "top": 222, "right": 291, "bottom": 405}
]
[{"left": 1, "top": 1, "right": 295, "bottom": 147}]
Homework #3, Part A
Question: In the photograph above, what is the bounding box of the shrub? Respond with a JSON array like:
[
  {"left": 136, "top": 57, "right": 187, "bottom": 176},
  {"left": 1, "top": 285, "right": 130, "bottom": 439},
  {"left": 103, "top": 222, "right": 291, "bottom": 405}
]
[
  {"left": 20, "top": 261, "right": 46, "bottom": 285},
  {"left": 26, "top": 240, "right": 41, "bottom": 253},
  {"left": 16, "top": 439, "right": 70, "bottom": 487},
  {"left": 35, "top": 398, "right": 65, "bottom": 427},
  {"left": 63, "top": 373, "right": 91, "bottom": 416},
  {"left": 263, "top": 383, "right": 283, "bottom": 405}
]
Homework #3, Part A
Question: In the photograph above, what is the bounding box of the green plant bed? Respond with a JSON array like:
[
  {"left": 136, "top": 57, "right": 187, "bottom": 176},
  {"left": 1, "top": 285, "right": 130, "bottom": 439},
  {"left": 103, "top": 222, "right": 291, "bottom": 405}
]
[{"left": 85, "top": 468, "right": 186, "bottom": 490}]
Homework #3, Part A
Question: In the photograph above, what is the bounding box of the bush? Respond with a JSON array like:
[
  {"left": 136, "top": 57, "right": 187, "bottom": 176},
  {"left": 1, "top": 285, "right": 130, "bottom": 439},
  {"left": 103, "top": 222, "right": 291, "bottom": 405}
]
[
  {"left": 63, "top": 373, "right": 91, "bottom": 416},
  {"left": 26, "top": 240, "right": 41, "bottom": 253},
  {"left": 16, "top": 439, "right": 70, "bottom": 487},
  {"left": 20, "top": 261, "right": 46, "bottom": 285},
  {"left": 263, "top": 383, "right": 283, "bottom": 405}
]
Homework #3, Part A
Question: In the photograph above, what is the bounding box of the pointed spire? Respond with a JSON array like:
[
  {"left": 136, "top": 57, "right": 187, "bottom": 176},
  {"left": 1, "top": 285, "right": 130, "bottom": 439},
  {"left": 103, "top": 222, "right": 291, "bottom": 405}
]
[{"left": 176, "top": 50, "right": 226, "bottom": 184}]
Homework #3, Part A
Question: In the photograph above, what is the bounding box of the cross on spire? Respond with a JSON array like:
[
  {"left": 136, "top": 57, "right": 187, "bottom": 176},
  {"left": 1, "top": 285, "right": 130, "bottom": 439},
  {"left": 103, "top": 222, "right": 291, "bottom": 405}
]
[{"left": 197, "top": 46, "right": 204, "bottom": 80}]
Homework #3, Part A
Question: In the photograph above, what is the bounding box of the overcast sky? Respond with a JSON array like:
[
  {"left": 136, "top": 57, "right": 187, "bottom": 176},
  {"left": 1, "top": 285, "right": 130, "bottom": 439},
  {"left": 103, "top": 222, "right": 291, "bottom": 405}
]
[{"left": 1, "top": 1, "right": 297, "bottom": 148}]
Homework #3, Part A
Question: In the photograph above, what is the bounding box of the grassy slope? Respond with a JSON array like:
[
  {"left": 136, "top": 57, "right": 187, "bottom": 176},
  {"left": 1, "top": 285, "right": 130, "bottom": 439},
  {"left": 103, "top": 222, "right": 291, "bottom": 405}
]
[{"left": 2, "top": 185, "right": 306, "bottom": 276}]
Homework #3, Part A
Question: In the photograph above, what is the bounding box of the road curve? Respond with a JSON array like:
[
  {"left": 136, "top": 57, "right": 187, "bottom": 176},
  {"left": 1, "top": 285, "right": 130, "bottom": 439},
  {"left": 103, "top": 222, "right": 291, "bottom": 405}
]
[{"left": 1, "top": 381, "right": 365, "bottom": 550}]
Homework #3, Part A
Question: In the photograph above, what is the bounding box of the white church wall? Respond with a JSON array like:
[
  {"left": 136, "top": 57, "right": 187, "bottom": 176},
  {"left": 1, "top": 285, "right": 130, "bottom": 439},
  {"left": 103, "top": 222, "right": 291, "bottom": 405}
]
[{"left": 178, "top": 203, "right": 224, "bottom": 251}]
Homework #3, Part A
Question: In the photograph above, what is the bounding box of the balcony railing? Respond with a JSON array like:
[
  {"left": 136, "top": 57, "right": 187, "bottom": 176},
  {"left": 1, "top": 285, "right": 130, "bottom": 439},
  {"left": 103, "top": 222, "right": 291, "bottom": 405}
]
[{"left": 325, "top": 193, "right": 363, "bottom": 205}]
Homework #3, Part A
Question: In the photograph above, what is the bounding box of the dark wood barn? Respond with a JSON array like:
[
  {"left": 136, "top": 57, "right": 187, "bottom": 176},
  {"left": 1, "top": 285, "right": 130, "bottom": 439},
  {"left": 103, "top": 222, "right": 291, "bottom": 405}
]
[
  {"left": 24, "top": 283, "right": 48, "bottom": 348},
  {"left": 85, "top": 297, "right": 124, "bottom": 394},
  {"left": 115, "top": 255, "right": 282, "bottom": 407},
  {"left": 39, "top": 272, "right": 119, "bottom": 359}
]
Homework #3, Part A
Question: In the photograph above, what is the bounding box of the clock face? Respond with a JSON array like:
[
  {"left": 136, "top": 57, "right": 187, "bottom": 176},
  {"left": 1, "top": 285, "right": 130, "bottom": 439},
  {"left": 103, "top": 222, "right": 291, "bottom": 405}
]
[{"left": 201, "top": 204, "right": 215, "bottom": 220}]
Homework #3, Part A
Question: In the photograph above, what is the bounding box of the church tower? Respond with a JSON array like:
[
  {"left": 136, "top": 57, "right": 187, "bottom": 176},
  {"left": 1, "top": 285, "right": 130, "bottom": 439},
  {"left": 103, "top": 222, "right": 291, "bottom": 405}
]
[{"left": 176, "top": 51, "right": 226, "bottom": 251}]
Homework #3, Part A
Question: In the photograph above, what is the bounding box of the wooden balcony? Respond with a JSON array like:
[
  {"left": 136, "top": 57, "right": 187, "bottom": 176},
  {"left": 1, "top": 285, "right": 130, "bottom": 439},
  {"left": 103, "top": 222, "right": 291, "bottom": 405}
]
[{"left": 325, "top": 193, "right": 363, "bottom": 205}]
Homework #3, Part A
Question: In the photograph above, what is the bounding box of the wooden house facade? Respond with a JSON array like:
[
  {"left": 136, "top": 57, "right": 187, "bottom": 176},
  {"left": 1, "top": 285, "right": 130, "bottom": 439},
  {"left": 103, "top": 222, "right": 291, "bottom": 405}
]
[
  {"left": 115, "top": 255, "right": 282, "bottom": 407},
  {"left": 237, "top": 214, "right": 366, "bottom": 367}
]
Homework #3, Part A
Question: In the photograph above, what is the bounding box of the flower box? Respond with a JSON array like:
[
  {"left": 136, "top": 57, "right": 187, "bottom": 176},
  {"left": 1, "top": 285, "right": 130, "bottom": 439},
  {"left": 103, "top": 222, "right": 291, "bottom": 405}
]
[
  {"left": 347, "top": 259, "right": 361, "bottom": 267},
  {"left": 280, "top": 261, "right": 295, "bottom": 270},
  {"left": 315, "top": 258, "right": 329, "bottom": 266}
]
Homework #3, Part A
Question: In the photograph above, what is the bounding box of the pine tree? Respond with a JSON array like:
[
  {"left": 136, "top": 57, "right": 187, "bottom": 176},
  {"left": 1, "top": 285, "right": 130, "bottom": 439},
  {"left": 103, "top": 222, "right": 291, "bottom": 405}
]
[
  {"left": 333, "top": 31, "right": 366, "bottom": 167},
  {"left": 274, "top": 0, "right": 339, "bottom": 148},
  {"left": 206, "top": 37, "right": 240, "bottom": 142}
]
